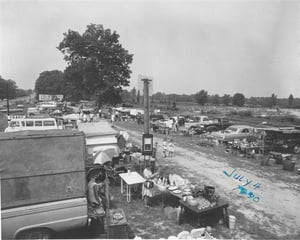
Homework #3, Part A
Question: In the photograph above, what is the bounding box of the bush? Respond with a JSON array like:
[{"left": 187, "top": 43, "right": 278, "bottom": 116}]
[
  {"left": 227, "top": 110, "right": 238, "bottom": 116},
  {"left": 238, "top": 110, "right": 252, "bottom": 117},
  {"left": 272, "top": 115, "right": 297, "bottom": 124},
  {"left": 207, "top": 109, "right": 222, "bottom": 115}
]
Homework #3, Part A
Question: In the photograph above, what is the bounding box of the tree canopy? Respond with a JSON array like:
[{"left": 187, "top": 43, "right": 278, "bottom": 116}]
[
  {"left": 195, "top": 90, "right": 208, "bottom": 105},
  {"left": 0, "top": 76, "right": 17, "bottom": 100},
  {"left": 34, "top": 70, "right": 64, "bottom": 98},
  {"left": 288, "top": 94, "right": 294, "bottom": 108},
  {"left": 232, "top": 93, "right": 245, "bottom": 106},
  {"left": 57, "top": 24, "right": 133, "bottom": 106}
]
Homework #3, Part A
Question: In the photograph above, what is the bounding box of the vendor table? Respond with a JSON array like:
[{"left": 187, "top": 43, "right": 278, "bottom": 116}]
[
  {"left": 178, "top": 199, "right": 229, "bottom": 227},
  {"left": 240, "top": 146, "right": 264, "bottom": 158},
  {"left": 119, "top": 171, "right": 145, "bottom": 203}
]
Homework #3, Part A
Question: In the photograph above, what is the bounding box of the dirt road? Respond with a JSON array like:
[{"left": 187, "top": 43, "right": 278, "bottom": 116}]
[{"left": 115, "top": 122, "right": 300, "bottom": 239}]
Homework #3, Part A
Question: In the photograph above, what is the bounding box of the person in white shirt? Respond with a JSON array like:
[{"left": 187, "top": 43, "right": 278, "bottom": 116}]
[
  {"left": 142, "top": 164, "right": 159, "bottom": 208},
  {"left": 162, "top": 139, "right": 168, "bottom": 158},
  {"left": 168, "top": 139, "right": 175, "bottom": 157}
]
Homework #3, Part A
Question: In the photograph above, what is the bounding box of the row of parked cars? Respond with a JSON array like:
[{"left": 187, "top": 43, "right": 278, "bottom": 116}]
[
  {"left": 211, "top": 124, "right": 300, "bottom": 154},
  {"left": 148, "top": 113, "right": 300, "bottom": 154}
]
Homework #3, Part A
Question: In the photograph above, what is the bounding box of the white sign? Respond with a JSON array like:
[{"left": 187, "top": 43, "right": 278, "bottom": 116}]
[{"left": 39, "top": 94, "right": 64, "bottom": 101}]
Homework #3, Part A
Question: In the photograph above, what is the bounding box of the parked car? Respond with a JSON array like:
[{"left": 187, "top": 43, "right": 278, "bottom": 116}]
[
  {"left": 264, "top": 128, "right": 300, "bottom": 154},
  {"left": 184, "top": 115, "right": 212, "bottom": 129},
  {"left": 211, "top": 125, "right": 255, "bottom": 142}
]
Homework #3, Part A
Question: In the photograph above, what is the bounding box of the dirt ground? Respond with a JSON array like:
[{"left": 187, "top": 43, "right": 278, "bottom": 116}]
[{"left": 113, "top": 121, "right": 300, "bottom": 240}]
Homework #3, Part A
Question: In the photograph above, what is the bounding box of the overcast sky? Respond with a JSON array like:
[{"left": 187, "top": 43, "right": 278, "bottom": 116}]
[{"left": 0, "top": 0, "right": 299, "bottom": 98}]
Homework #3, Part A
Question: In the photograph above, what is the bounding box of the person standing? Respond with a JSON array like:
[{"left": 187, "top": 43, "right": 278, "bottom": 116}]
[
  {"left": 142, "top": 164, "right": 158, "bottom": 208},
  {"left": 87, "top": 173, "right": 105, "bottom": 234},
  {"left": 168, "top": 139, "right": 175, "bottom": 157},
  {"left": 150, "top": 142, "right": 158, "bottom": 173},
  {"left": 111, "top": 112, "right": 115, "bottom": 125},
  {"left": 162, "top": 139, "right": 168, "bottom": 158}
]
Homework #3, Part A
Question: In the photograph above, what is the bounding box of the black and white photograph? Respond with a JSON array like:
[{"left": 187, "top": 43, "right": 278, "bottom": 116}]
[{"left": 1, "top": 0, "right": 299, "bottom": 239}]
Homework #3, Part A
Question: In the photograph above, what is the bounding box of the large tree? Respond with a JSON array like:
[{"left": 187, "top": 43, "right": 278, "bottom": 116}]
[
  {"left": 210, "top": 94, "right": 220, "bottom": 105},
  {"left": 58, "top": 24, "right": 133, "bottom": 106},
  {"left": 130, "top": 87, "right": 137, "bottom": 104},
  {"left": 34, "top": 70, "right": 64, "bottom": 99},
  {"left": 288, "top": 94, "right": 294, "bottom": 108},
  {"left": 270, "top": 93, "right": 277, "bottom": 107},
  {"left": 221, "top": 94, "right": 231, "bottom": 106},
  {"left": 232, "top": 93, "right": 245, "bottom": 106},
  {"left": 195, "top": 89, "right": 208, "bottom": 105}
]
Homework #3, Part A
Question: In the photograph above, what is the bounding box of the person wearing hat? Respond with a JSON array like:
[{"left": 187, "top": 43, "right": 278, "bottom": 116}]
[
  {"left": 87, "top": 171, "right": 106, "bottom": 212},
  {"left": 87, "top": 170, "right": 106, "bottom": 234}
]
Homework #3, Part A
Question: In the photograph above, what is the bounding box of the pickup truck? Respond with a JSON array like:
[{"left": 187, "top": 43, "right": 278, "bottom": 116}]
[
  {"left": 184, "top": 116, "right": 211, "bottom": 129},
  {"left": 1, "top": 130, "right": 91, "bottom": 239},
  {"left": 183, "top": 116, "right": 213, "bottom": 135},
  {"left": 205, "top": 118, "right": 233, "bottom": 132}
]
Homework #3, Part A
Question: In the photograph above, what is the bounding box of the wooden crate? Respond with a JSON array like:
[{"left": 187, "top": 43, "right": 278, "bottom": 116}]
[
  {"left": 282, "top": 160, "right": 296, "bottom": 171},
  {"left": 107, "top": 208, "right": 128, "bottom": 239}
]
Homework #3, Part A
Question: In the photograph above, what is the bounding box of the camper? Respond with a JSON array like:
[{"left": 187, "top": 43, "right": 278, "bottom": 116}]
[
  {"left": 77, "top": 121, "right": 121, "bottom": 162},
  {"left": 0, "top": 130, "right": 89, "bottom": 239}
]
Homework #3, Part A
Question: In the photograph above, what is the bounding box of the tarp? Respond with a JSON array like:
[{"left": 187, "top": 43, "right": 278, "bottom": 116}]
[{"left": 62, "top": 113, "right": 81, "bottom": 120}]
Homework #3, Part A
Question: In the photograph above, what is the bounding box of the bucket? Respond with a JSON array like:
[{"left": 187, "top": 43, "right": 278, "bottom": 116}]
[{"left": 228, "top": 215, "right": 236, "bottom": 229}]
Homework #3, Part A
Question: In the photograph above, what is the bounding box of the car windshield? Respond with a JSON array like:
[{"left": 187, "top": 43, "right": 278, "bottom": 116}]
[{"left": 225, "top": 127, "right": 237, "bottom": 133}]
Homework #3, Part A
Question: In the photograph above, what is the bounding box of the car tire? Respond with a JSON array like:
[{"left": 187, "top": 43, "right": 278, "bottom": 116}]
[
  {"left": 207, "top": 126, "right": 217, "bottom": 132},
  {"left": 17, "top": 228, "right": 52, "bottom": 240},
  {"left": 293, "top": 145, "right": 300, "bottom": 154}
]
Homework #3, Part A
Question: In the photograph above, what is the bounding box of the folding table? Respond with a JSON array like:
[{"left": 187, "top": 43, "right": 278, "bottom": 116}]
[{"left": 119, "top": 171, "right": 145, "bottom": 202}]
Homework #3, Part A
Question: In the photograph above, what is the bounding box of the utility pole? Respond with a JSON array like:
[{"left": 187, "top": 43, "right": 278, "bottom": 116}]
[
  {"left": 6, "top": 81, "right": 10, "bottom": 116},
  {"left": 142, "top": 78, "right": 151, "bottom": 134}
]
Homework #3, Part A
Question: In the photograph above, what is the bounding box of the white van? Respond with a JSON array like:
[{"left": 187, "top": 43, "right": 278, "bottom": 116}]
[{"left": 4, "top": 118, "right": 59, "bottom": 132}]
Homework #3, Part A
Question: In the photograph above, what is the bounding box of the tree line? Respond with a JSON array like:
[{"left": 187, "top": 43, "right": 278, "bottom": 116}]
[
  {"left": 121, "top": 88, "right": 300, "bottom": 109},
  {"left": 0, "top": 76, "right": 33, "bottom": 100}
]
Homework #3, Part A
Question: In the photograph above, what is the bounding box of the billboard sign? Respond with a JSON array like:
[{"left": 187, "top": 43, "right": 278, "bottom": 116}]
[{"left": 39, "top": 94, "right": 64, "bottom": 102}]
